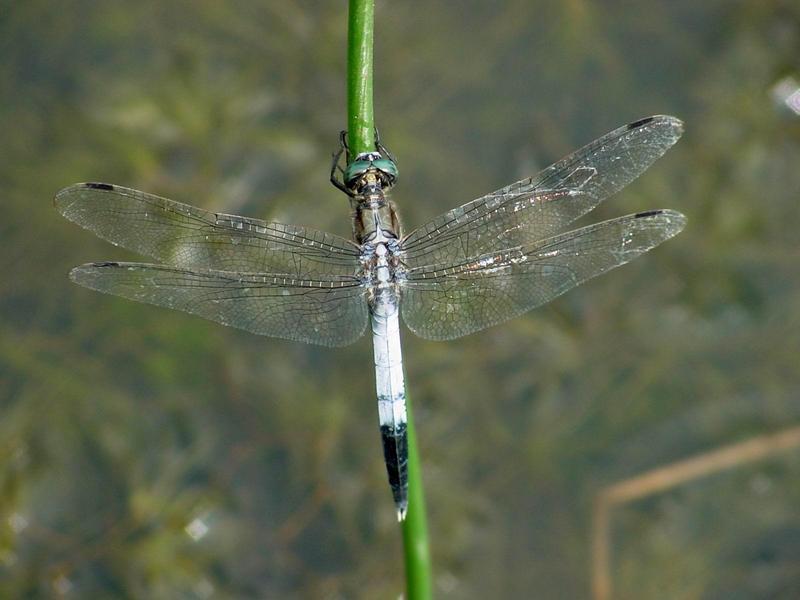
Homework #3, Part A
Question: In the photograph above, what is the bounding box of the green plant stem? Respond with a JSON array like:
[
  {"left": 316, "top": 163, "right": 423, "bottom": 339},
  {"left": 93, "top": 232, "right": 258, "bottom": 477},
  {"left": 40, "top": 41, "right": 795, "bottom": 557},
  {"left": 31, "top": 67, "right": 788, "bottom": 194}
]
[
  {"left": 401, "top": 399, "right": 433, "bottom": 599},
  {"left": 347, "top": 0, "right": 375, "bottom": 155},
  {"left": 347, "top": 2, "right": 433, "bottom": 598}
]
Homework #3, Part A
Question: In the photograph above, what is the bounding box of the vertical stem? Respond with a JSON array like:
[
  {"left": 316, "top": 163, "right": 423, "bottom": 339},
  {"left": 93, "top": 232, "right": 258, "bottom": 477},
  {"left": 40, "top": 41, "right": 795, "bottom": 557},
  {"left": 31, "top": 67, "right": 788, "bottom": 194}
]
[
  {"left": 401, "top": 399, "right": 433, "bottom": 599},
  {"left": 347, "top": 2, "right": 433, "bottom": 598},
  {"left": 347, "top": 0, "right": 375, "bottom": 155}
]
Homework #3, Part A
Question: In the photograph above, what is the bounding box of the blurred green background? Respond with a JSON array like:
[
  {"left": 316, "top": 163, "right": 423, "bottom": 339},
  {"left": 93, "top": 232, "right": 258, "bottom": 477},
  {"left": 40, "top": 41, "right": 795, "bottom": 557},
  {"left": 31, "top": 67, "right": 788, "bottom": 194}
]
[{"left": 3, "top": 1, "right": 800, "bottom": 598}]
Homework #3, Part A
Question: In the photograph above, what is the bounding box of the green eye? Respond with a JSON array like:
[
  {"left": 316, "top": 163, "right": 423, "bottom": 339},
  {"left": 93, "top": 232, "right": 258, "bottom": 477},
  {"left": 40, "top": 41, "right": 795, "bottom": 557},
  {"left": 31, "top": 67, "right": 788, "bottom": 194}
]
[
  {"left": 344, "top": 160, "right": 372, "bottom": 184},
  {"left": 373, "top": 158, "right": 399, "bottom": 180},
  {"left": 344, "top": 155, "right": 399, "bottom": 189}
]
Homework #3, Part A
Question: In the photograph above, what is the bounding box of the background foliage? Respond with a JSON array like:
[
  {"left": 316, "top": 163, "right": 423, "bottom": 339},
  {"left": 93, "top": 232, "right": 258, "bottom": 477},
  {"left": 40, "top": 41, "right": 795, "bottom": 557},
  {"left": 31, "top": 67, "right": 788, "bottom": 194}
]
[{"left": 2, "top": 0, "right": 800, "bottom": 597}]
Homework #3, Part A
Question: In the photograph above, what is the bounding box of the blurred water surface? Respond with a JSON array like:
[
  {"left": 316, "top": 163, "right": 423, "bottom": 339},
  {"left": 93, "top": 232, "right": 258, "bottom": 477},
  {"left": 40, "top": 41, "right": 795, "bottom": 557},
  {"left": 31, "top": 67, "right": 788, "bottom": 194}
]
[{"left": 2, "top": 1, "right": 800, "bottom": 598}]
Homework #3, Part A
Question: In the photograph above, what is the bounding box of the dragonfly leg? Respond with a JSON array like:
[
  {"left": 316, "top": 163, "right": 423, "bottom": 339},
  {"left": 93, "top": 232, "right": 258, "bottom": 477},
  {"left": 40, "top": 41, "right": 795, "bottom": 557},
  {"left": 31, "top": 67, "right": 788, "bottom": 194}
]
[
  {"left": 374, "top": 127, "right": 398, "bottom": 166},
  {"left": 330, "top": 131, "right": 353, "bottom": 196}
]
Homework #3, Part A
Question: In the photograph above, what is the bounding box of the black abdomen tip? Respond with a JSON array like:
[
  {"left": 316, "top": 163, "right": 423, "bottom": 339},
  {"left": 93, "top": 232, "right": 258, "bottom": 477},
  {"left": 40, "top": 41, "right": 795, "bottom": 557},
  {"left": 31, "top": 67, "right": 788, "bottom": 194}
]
[{"left": 84, "top": 182, "right": 115, "bottom": 191}]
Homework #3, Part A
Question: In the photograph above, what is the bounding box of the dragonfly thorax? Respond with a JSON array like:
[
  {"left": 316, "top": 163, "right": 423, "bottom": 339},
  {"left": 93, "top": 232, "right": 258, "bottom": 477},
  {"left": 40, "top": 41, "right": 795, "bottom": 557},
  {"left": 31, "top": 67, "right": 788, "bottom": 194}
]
[{"left": 352, "top": 180, "right": 402, "bottom": 246}]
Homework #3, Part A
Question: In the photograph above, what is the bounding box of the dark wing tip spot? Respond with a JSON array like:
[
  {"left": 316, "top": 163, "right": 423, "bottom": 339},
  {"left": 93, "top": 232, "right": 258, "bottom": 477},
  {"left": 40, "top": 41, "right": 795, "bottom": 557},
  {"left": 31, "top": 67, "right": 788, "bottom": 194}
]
[
  {"left": 627, "top": 116, "right": 655, "bottom": 130},
  {"left": 84, "top": 182, "right": 115, "bottom": 191},
  {"left": 635, "top": 210, "right": 664, "bottom": 218},
  {"left": 91, "top": 261, "right": 121, "bottom": 267}
]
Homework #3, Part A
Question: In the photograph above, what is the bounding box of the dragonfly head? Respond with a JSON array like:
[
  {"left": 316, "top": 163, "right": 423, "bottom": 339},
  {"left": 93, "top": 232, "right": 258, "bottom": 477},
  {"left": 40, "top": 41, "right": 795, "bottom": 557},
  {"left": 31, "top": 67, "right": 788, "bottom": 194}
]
[{"left": 345, "top": 152, "right": 399, "bottom": 193}]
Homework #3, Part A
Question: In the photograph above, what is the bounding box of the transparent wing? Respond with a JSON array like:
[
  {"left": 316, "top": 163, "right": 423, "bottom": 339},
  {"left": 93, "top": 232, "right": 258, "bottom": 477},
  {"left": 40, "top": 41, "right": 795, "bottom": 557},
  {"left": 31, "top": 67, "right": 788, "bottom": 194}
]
[
  {"left": 401, "top": 209, "right": 686, "bottom": 341},
  {"left": 55, "top": 183, "right": 361, "bottom": 276},
  {"left": 71, "top": 262, "right": 369, "bottom": 347},
  {"left": 401, "top": 116, "right": 683, "bottom": 268}
]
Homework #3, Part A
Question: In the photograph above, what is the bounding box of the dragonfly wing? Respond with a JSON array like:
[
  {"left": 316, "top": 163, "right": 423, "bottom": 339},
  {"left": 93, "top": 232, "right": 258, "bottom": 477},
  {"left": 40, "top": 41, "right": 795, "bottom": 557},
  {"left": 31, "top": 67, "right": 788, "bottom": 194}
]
[
  {"left": 401, "top": 116, "right": 683, "bottom": 268},
  {"left": 55, "top": 183, "right": 361, "bottom": 276},
  {"left": 400, "top": 209, "right": 686, "bottom": 341},
  {"left": 71, "top": 262, "right": 369, "bottom": 347}
]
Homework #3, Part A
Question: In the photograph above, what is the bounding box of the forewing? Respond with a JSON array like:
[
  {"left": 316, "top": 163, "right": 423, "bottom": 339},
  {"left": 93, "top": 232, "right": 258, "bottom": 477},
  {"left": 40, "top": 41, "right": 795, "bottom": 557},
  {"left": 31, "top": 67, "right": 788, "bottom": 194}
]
[
  {"left": 401, "top": 209, "right": 686, "bottom": 340},
  {"left": 55, "top": 183, "right": 361, "bottom": 276},
  {"left": 401, "top": 116, "right": 683, "bottom": 268},
  {"left": 71, "top": 262, "right": 369, "bottom": 347}
]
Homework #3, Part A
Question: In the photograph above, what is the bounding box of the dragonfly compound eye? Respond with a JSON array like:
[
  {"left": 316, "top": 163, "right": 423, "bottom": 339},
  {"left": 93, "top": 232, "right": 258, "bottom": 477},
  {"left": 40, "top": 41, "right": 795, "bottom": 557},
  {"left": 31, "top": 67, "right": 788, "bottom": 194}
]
[
  {"left": 344, "top": 153, "right": 397, "bottom": 189},
  {"left": 344, "top": 160, "right": 372, "bottom": 187},
  {"left": 372, "top": 158, "right": 399, "bottom": 184}
]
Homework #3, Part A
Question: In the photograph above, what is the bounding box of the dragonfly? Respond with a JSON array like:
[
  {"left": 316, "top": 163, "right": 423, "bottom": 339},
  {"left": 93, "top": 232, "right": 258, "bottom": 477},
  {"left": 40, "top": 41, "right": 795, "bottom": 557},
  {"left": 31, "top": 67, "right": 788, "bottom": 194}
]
[{"left": 56, "top": 115, "right": 686, "bottom": 520}]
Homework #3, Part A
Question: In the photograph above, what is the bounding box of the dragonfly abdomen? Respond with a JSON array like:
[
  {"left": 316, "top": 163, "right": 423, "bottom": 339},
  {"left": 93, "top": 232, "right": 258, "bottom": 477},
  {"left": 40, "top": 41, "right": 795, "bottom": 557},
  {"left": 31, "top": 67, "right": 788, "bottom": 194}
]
[{"left": 370, "top": 292, "right": 409, "bottom": 520}]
